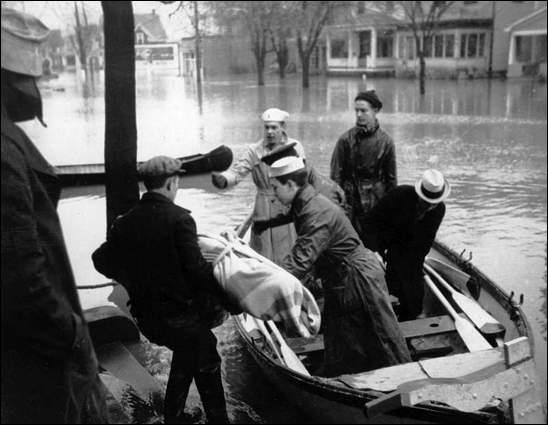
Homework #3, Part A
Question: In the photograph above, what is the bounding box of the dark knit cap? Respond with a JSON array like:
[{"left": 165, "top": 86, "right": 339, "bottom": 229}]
[{"left": 354, "top": 90, "right": 383, "bottom": 110}]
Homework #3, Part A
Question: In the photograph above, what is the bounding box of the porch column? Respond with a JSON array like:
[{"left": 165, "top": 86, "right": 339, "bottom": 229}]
[
  {"left": 371, "top": 28, "right": 377, "bottom": 68},
  {"left": 508, "top": 33, "right": 516, "bottom": 65}
]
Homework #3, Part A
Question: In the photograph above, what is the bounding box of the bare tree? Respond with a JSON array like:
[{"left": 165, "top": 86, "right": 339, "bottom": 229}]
[
  {"left": 267, "top": 2, "right": 294, "bottom": 79},
  {"left": 292, "top": 1, "right": 335, "bottom": 88},
  {"left": 47, "top": 1, "right": 102, "bottom": 76},
  {"left": 394, "top": 1, "right": 455, "bottom": 95},
  {"left": 209, "top": 1, "right": 277, "bottom": 86}
]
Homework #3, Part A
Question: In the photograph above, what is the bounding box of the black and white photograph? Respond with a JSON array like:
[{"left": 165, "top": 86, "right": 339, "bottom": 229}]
[{"left": 1, "top": 1, "right": 546, "bottom": 423}]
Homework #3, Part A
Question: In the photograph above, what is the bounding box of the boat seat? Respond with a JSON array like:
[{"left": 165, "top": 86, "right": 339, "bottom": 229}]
[{"left": 287, "top": 314, "right": 459, "bottom": 355}]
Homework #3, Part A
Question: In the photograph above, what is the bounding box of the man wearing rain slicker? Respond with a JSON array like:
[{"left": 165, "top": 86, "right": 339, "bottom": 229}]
[
  {"left": 211, "top": 108, "right": 305, "bottom": 265},
  {"left": 268, "top": 156, "right": 411, "bottom": 377}
]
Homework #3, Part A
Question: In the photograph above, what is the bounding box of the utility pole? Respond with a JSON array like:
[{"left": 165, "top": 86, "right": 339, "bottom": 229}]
[{"left": 193, "top": 1, "right": 203, "bottom": 113}]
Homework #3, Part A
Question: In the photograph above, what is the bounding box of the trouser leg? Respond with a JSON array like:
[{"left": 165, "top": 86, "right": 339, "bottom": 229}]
[
  {"left": 164, "top": 345, "right": 195, "bottom": 424},
  {"left": 194, "top": 330, "right": 229, "bottom": 424}
]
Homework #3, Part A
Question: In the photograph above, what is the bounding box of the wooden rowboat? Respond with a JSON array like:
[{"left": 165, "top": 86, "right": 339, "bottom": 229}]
[
  {"left": 232, "top": 240, "right": 545, "bottom": 424},
  {"left": 56, "top": 145, "right": 233, "bottom": 187}
]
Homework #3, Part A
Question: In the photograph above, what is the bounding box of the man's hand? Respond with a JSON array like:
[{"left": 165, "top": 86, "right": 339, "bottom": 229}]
[{"left": 211, "top": 172, "right": 227, "bottom": 189}]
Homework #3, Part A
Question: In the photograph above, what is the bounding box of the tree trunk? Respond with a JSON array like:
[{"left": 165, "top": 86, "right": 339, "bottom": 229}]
[
  {"left": 102, "top": 1, "right": 139, "bottom": 232},
  {"left": 419, "top": 52, "right": 426, "bottom": 95},
  {"left": 278, "top": 40, "right": 288, "bottom": 79},
  {"left": 301, "top": 53, "right": 310, "bottom": 89},
  {"left": 256, "top": 55, "right": 265, "bottom": 86}
]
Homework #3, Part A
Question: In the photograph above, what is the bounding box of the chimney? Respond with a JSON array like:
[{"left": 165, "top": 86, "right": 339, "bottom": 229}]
[{"left": 152, "top": 9, "right": 156, "bottom": 15}]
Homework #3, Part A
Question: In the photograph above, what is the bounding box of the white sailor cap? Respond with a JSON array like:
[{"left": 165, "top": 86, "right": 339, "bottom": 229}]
[
  {"left": 261, "top": 108, "right": 289, "bottom": 122},
  {"left": 269, "top": 156, "right": 305, "bottom": 178}
]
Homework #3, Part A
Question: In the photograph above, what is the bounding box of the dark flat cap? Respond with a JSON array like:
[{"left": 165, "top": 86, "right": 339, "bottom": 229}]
[
  {"left": 138, "top": 156, "right": 186, "bottom": 178},
  {"left": 355, "top": 90, "right": 383, "bottom": 110},
  {"left": 260, "top": 141, "right": 298, "bottom": 166}
]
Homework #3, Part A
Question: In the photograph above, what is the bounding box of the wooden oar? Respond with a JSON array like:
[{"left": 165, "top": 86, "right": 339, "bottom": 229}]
[
  {"left": 266, "top": 320, "right": 310, "bottom": 376},
  {"left": 252, "top": 317, "right": 284, "bottom": 365},
  {"left": 425, "top": 256, "right": 479, "bottom": 299},
  {"left": 424, "top": 263, "right": 505, "bottom": 341},
  {"left": 423, "top": 275, "right": 492, "bottom": 352}
]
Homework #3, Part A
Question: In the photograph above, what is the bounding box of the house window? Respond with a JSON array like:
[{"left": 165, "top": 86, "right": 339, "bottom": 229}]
[
  {"left": 359, "top": 31, "right": 371, "bottom": 58},
  {"left": 377, "top": 30, "right": 393, "bottom": 58},
  {"left": 460, "top": 32, "right": 486, "bottom": 58},
  {"left": 406, "top": 36, "right": 415, "bottom": 59},
  {"left": 445, "top": 34, "right": 455, "bottom": 57},
  {"left": 423, "top": 35, "right": 433, "bottom": 57},
  {"left": 538, "top": 34, "right": 547, "bottom": 62},
  {"left": 434, "top": 34, "right": 444, "bottom": 57},
  {"left": 478, "top": 33, "right": 485, "bottom": 56},
  {"left": 136, "top": 31, "right": 145, "bottom": 45},
  {"left": 331, "top": 38, "right": 348, "bottom": 58},
  {"left": 467, "top": 33, "right": 478, "bottom": 57},
  {"left": 515, "top": 36, "right": 532, "bottom": 62},
  {"left": 398, "top": 35, "right": 405, "bottom": 58}
]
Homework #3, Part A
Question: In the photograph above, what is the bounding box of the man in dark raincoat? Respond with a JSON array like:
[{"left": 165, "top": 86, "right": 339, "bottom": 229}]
[
  {"left": 330, "top": 90, "right": 397, "bottom": 239},
  {"left": 1, "top": 8, "right": 108, "bottom": 423},
  {"left": 361, "top": 169, "right": 450, "bottom": 321},
  {"left": 269, "top": 156, "right": 411, "bottom": 377},
  {"left": 92, "top": 156, "right": 231, "bottom": 424}
]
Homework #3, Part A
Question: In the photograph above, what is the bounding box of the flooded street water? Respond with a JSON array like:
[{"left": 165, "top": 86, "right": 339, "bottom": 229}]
[{"left": 21, "top": 70, "right": 547, "bottom": 422}]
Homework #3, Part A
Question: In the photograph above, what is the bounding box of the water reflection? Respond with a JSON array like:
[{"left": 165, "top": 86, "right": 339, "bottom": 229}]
[{"left": 41, "top": 71, "right": 546, "bottom": 417}]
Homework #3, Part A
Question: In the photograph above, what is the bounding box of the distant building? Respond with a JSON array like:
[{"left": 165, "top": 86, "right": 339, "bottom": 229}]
[
  {"left": 504, "top": 5, "right": 547, "bottom": 78},
  {"left": 323, "top": 1, "right": 547, "bottom": 79},
  {"left": 179, "top": 11, "right": 325, "bottom": 79},
  {"left": 134, "top": 10, "right": 179, "bottom": 70}
]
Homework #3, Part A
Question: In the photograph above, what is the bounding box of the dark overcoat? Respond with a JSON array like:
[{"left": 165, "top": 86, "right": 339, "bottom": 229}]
[
  {"left": 330, "top": 123, "right": 397, "bottom": 237},
  {"left": 282, "top": 185, "right": 411, "bottom": 377},
  {"left": 361, "top": 185, "right": 445, "bottom": 320},
  {"left": 1, "top": 109, "right": 107, "bottom": 424},
  {"left": 92, "top": 192, "right": 226, "bottom": 344}
]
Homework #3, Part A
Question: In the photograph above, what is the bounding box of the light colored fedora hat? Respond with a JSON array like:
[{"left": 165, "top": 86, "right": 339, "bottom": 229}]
[
  {"left": 415, "top": 169, "right": 451, "bottom": 204},
  {"left": 1, "top": 7, "right": 50, "bottom": 77},
  {"left": 269, "top": 156, "right": 305, "bottom": 178}
]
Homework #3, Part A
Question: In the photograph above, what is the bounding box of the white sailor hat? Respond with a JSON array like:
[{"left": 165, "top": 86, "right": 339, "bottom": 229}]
[
  {"left": 1, "top": 8, "right": 50, "bottom": 77},
  {"left": 414, "top": 169, "right": 451, "bottom": 204},
  {"left": 269, "top": 156, "right": 305, "bottom": 178},
  {"left": 261, "top": 108, "right": 289, "bottom": 122}
]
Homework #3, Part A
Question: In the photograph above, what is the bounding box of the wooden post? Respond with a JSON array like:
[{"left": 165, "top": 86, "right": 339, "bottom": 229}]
[{"left": 102, "top": 1, "right": 139, "bottom": 232}]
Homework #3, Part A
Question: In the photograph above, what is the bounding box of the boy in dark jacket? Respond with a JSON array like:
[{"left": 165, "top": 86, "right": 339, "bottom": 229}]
[{"left": 93, "top": 156, "right": 230, "bottom": 423}]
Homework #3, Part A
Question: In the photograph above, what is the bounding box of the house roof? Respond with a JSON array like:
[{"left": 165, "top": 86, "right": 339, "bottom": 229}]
[
  {"left": 134, "top": 13, "right": 167, "bottom": 41},
  {"left": 505, "top": 6, "right": 547, "bottom": 33},
  {"left": 328, "top": 8, "right": 404, "bottom": 29}
]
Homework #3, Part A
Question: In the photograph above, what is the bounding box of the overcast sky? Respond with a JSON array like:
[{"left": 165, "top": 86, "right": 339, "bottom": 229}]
[{"left": 6, "top": 1, "right": 191, "bottom": 38}]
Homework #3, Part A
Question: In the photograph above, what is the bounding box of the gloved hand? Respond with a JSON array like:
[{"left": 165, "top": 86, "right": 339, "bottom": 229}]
[
  {"left": 252, "top": 219, "right": 271, "bottom": 234},
  {"left": 211, "top": 171, "right": 228, "bottom": 189}
]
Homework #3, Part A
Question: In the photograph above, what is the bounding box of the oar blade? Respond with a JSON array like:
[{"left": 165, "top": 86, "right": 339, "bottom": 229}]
[
  {"left": 453, "top": 292, "right": 506, "bottom": 338},
  {"left": 454, "top": 317, "right": 492, "bottom": 352},
  {"left": 279, "top": 344, "right": 311, "bottom": 376}
]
